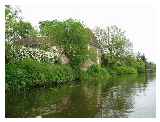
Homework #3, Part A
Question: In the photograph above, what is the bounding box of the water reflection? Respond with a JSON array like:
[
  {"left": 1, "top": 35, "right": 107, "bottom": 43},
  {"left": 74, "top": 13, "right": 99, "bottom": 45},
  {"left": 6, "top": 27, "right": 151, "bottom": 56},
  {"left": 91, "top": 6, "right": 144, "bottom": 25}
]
[{"left": 5, "top": 73, "right": 156, "bottom": 118}]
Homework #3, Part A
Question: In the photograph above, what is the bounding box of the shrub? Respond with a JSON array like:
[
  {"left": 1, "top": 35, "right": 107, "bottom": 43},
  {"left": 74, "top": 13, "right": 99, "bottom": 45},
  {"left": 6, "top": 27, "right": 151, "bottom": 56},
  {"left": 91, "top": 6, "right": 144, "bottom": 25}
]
[
  {"left": 5, "top": 63, "right": 32, "bottom": 90},
  {"left": 136, "top": 61, "right": 145, "bottom": 73},
  {"left": 80, "top": 64, "right": 110, "bottom": 81},
  {"left": 88, "top": 47, "right": 98, "bottom": 63},
  {"left": 39, "top": 19, "right": 91, "bottom": 76},
  {"left": 5, "top": 43, "right": 60, "bottom": 64},
  {"left": 113, "top": 66, "right": 137, "bottom": 75},
  {"left": 5, "top": 59, "right": 76, "bottom": 90}
]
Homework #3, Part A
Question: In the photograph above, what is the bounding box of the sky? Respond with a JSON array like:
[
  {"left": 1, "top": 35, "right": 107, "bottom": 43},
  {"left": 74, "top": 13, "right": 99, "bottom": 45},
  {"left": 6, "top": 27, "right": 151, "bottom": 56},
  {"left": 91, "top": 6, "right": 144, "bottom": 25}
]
[{"left": 15, "top": 5, "right": 156, "bottom": 62}]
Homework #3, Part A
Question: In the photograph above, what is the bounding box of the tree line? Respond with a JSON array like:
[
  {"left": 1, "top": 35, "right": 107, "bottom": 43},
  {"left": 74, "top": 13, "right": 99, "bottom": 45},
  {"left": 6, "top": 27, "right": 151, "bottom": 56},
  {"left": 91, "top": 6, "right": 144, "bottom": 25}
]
[{"left": 5, "top": 5, "right": 156, "bottom": 90}]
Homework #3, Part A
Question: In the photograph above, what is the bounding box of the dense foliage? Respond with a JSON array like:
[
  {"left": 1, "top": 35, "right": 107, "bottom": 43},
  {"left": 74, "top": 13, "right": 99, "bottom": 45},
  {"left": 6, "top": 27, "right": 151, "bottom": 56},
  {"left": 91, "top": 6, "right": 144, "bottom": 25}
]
[
  {"left": 93, "top": 26, "right": 148, "bottom": 74},
  {"left": 81, "top": 65, "right": 110, "bottom": 81},
  {"left": 94, "top": 26, "right": 133, "bottom": 67},
  {"left": 5, "top": 6, "right": 156, "bottom": 91},
  {"left": 5, "top": 42, "right": 60, "bottom": 64},
  {"left": 112, "top": 66, "right": 137, "bottom": 74},
  {"left": 39, "top": 19, "right": 91, "bottom": 72},
  {"left": 6, "top": 59, "right": 76, "bottom": 90},
  {"left": 5, "top": 5, "right": 37, "bottom": 42}
]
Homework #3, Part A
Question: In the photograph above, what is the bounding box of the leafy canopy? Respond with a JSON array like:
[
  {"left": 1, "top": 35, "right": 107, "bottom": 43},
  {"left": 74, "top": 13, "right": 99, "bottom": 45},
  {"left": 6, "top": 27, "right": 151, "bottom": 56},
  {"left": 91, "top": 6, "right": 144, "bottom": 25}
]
[
  {"left": 5, "top": 5, "right": 37, "bottom": 42},
  {"left": 39, "top": 19, "right": 91, "bottom": 69}
]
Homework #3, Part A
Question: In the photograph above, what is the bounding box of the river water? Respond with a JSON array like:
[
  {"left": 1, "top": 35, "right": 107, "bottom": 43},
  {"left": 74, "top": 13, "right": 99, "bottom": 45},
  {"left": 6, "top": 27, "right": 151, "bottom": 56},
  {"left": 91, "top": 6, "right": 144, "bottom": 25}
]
[{"left": 5, "top": 73, "right": 156, "bottom": 118}]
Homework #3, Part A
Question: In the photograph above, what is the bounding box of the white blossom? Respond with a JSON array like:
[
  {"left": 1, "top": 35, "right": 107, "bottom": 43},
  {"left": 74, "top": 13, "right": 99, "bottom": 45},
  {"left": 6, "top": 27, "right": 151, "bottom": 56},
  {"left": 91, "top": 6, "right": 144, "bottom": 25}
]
[{"left": 10, "top": 44, "right": 61, "bottom": 64}]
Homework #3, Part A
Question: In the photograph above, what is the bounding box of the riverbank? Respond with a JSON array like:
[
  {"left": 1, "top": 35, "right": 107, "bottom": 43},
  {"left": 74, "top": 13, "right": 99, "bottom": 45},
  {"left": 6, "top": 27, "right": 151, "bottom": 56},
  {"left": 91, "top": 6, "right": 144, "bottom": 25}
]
[
  {"left": 6, "top": 57, "right": 152, "bottom": 91},
  {"left": 5, "top": 59, "right": 76, "bottom": 90}
]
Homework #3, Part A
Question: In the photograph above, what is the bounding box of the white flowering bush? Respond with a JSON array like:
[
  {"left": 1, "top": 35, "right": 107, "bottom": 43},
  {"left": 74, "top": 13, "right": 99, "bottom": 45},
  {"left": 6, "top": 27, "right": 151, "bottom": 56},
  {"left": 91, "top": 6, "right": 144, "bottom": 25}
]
[{"left": 8, "top": 44, "right": 61, "bottom": 64}]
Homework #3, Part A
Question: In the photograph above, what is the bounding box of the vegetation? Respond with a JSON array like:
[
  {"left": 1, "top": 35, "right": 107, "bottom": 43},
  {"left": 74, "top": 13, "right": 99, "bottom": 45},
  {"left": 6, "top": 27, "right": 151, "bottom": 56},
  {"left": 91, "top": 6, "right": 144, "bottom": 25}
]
[
  {"left": 88, "top": 46, "right": 98, "bottom": 63},
  {"left": 81, "top": 65, "right": 110, "bottom": 81},
  {"left": 94, "top": 26, "right": 149, "bottom": 75},
  {"left": 39, "top": 19, "right": 91, "bottom": 75},
  {"left": 5, "top": 42, "right": 60, "bottom": 64},
  {"left": 6, "top": 59, "right": 76, "bottom": 90},
  {"left": 5, "top": 5, "right": 37, "bottom": 42},
  {"left": 5, "top": 6, "right": 156, "bottom": 91},
  {"left": 112, "top": 66, "right": 137, "bottom": 75}
]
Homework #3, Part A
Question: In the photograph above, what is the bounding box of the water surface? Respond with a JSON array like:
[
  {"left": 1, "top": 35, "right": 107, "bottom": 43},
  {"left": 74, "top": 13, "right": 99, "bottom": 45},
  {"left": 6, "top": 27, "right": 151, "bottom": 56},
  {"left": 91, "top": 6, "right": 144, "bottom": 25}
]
[{"left": 5, "top": 73, "right": 156, "bottom": 118}]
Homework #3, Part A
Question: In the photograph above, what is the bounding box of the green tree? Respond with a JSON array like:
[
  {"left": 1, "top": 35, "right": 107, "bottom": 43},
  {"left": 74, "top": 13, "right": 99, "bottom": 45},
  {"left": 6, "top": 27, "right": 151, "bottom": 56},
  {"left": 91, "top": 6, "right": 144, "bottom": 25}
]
[
  {"left": 94, "top": 26, "right": 133, "bottom": 67},
  {"left": 5, "top": 5, "right": 37, "bottom": 42},
  {"left": 136, "top": 52, "right": 147, "bottom": 72},
  {"left": 14, "top": 20, "right": 37, "bottom": 38},
  {"left": 39, "top": 19, "right": 91, "bottom": 77},
  {"left": 5, "top": 5, "right": 19, "bottom": 41}
]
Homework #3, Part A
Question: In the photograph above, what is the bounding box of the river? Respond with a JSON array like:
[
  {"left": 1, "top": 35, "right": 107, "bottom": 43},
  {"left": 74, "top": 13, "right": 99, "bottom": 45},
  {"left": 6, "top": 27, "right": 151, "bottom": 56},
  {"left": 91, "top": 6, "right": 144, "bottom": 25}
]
[{"left": 5, "top": 73, "right": 156, "bottom": 118}]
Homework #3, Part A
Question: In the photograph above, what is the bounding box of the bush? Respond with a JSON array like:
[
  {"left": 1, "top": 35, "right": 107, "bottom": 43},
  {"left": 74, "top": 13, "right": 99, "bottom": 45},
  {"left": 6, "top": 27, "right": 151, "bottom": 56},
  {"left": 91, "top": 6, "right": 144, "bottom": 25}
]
[
  {"left": 112, "top": 66, "right": 137, "bottom": 75},
  {"left": 39, "top": 19, "right": 91, "bottom": 75},
  {"left": 80, "top": 64, "right": 110, "bottom": 81},
  {"left": 5, "top": 63, "right": 32, "bottom": 90},
  {"left": 5, "top": 43, "right": 60, "bottom": 64},
  {"left": 88, "top": 47, "right": 98, "bottom": 63},
  {"left": 5, "top": 59, "right": 76, "bottom": 90},
  {"left": 136, "top": 61, "right": 145, "bottom": 73}
]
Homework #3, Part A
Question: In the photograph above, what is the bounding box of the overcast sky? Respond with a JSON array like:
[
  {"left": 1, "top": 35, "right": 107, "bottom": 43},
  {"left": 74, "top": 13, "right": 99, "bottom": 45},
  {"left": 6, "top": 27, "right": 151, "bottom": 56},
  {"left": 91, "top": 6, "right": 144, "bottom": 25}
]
[{"left": 16, "top": 5, "right": 155, "bottom": 62}]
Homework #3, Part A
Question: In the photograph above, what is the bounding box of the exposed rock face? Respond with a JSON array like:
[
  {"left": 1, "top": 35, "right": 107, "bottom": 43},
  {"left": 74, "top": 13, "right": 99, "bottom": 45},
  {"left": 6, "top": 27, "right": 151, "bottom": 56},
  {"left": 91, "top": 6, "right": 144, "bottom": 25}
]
[{"left": 59, "top": 54, "right": 70, "bottom": 64}]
